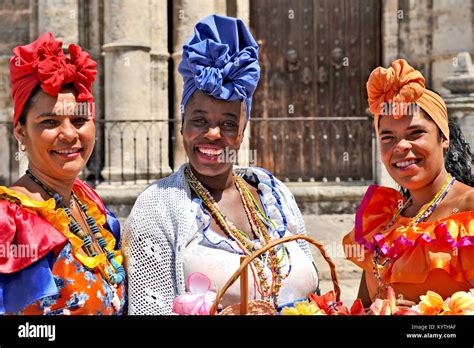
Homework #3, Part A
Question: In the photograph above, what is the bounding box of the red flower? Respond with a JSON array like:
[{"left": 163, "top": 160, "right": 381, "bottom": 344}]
[
  {"left": 348, "top": 298, "right": 366, "bottom": 315},
  {"left": 308, "top": 291, "right": 366, "bottom": 315}
]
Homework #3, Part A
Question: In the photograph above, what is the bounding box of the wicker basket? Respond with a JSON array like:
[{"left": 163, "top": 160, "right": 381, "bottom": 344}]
[{"left": 209, "top": 234, "right": 341, "bottom": 315}]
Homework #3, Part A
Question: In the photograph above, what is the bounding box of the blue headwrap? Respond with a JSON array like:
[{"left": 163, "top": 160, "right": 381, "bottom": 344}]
[{"left": 178, "top": 15, "right": 260, "bottom": 119}]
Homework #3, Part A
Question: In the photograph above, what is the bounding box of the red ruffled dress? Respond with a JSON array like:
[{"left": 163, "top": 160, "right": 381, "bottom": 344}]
[
  {"left": 343, "top": 185, "right": 474, "bottom": 302},
  {"left": 0, "top": 180, "right": 126, "bottom": 315}
]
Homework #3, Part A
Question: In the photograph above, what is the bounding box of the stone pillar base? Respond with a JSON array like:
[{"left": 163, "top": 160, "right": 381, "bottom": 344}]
[{"left": 444, "top": 93, "right": 474, "bottom": 149}]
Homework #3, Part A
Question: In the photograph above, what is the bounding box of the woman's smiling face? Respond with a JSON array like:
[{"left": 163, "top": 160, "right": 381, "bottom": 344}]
[
  {"left": 378, "top": 110, "right": 449, "bottom": 191},
  {"left": 182, "top": 90, "right": 245, "bottom": 177},
  {"left": 14, "top": 88, "right": 96, "bottom": 181}
]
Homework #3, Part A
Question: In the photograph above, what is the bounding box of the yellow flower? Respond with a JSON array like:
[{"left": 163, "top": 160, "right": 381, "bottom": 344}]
[
  {"left": 417, "top": 290, "right": 474, "bottom": 315},
  {"left": 418, "top": 291, "right": 449, "bottom": 315},
  {"left": 281, "top": 301, "right": 326, "bottom": 315},
  {"left": 444, "top": 291, "right": 474, "bottom": 315}
]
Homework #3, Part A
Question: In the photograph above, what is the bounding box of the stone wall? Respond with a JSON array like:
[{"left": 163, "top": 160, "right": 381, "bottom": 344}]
[
  {"left": 0, "top": 0, "right": 31, "bottom": 185},
  {"left": 385, "top": 0, "right": 473, "bottom": 92},
  {"left": 0, "top": 0, "right": 31, "bottom": 56}
]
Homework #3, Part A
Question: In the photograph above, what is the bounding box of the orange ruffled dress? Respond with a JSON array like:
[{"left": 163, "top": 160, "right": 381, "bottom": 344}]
[
  {"left": 343, "top": 185, "right": 474, "bottom": 302},
  {"left": 0, "top": 181, "right": 125, "bottom": 315}
]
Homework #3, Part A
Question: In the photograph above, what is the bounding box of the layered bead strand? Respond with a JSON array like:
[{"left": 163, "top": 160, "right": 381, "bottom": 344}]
[
  {"left": 72, "top": 194, "right": 125, "bottom": 285},
  {"left": 185, "top": 165, "right": 288, "bottom": 307},
  {"left": 26, "top": 170, "right": 125, "bottom": 286}
]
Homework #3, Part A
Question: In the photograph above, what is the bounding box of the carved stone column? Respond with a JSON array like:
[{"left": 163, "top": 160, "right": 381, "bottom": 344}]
[
  {"left": 102, "top": 0, "right": 152, "bottom": 182},
  {"left": 0, "top": 0, "right": 38, "bottom": 184},
  {"left": 35, "top": 0, "right": 79, "bottom": 44},
  {"left": 150, "top": 0, "right": 172, "bottom": 177},
  {"left": 0, "top": 57, "right": 15, "bottom": 185}
]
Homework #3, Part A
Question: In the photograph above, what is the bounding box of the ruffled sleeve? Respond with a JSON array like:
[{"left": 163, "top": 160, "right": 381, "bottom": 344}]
[
  {"left": 0, "top": 190, "right": 68, "bottom": 314},
  {"left": 343, "top": 184, "right": 474, "bottom": 301},
  {"left": 342, "top": 185, "right": 402, "bottom": 270},
  {"left": 0, "top": 199, "right": 68, "bottom": 274}
]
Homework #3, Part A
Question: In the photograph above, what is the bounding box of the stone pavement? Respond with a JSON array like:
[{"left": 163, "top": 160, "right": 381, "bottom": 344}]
[{"left": 303, "top": 214, "right": 362, "bottom": 306}]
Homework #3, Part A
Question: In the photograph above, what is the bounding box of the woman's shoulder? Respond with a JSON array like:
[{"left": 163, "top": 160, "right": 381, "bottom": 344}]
[
  {"left": 134, "top": 168, "right": 188, "bottom": 207},
  {"left": 439, "top": 181, "right": 474, "bottom": 215},
  {"left": 0, "top": 185, "right": 56, "bottom": 211},
  {"left": 237, "top": 166, "right": 291, "bottom": 195},
  {"left": 455, "top": 183, "right": 474, "bottom": 212},
  {"left": 3, "top": 184, "right": 35, "bottom": 199},
  {"left": 0, "top": 186, "right": 27, "bottom": 215},
  {"left": 359, "top": 184, "right": 403, "bottom": 210},
  {"left": 346, "top": 185, "right": 404, "bottom": 240},
  {"left": 126, "top": 166, "right": 191, "bottom": 229},
  {"left": 237, "top": 165, "right": 279, "bottom": 180}
]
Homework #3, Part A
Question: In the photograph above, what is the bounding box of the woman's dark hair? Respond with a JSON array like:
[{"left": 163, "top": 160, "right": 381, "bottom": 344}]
[
  {"left": 17, "top": 83, "right": 78, "bottom": 125},
  {"left": 443, "top": 117, "right": 472, "bottom": 186},
  {"left": 17, "top": 85, "right": 41, "bottom": 125},
  {"left": 427, "top": 89, "right": 472, "bottom": 187}
]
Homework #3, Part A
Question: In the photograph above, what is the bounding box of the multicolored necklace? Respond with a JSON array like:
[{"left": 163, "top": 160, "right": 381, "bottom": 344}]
[
  {"left": 26, "top": 170, "right": 125, "bottom": 286},
  {"left": 372, "top": 173, "right": 456, "bottom": 298},
  {"left": 185, "top": 165, "right": 290, "bottom": 307}
]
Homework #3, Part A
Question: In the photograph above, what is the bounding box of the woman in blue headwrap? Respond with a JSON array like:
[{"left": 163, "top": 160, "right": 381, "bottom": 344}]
[{"left": 123, "top": 15, "right": 319, "bottom": 315}]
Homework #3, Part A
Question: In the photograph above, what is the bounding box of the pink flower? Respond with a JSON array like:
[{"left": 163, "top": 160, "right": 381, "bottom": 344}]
[
  {"left": 172, "top": 272, "right": 220, "bottom": 315},
  {"left": 370, "top": 287, "right": 419, "bottom": 315},
  {"left": 370, "top": 298, "right": 392, "bottom": 315}
]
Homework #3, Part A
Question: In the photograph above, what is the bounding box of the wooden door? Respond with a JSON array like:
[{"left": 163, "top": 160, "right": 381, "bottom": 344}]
[{"left": 249, "top": 0, "right": 380, "bottom": 182}]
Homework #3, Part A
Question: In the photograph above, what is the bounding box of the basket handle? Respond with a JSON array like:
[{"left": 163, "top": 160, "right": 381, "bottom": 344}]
[{"left": 209, "top": 234, "right": 340, "bottom": 315}]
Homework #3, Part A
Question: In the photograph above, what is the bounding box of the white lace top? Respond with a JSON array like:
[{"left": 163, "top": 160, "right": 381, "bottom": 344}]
[{"left": 122, "top": 164, "right": 318, "bottom": 315}]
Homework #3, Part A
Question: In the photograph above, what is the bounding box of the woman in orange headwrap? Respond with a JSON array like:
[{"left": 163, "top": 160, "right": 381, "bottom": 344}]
[
  {"left": 343, "top": 59, "right": 473, "bottom": 307},
  {"left": 0, "top": 32, "right": 125, "bottom": 314}
]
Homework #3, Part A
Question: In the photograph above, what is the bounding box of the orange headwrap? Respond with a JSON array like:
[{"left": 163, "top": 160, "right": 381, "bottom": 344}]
[{"left": 367, "top": 59, "right": 449, "bottom": 141}]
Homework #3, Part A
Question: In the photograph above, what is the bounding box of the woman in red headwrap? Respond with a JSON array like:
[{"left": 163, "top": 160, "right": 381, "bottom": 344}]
[
  {"left": 0, "top": 32, "right": 125, "bottom": 315},
  {"left": 343, "top": 59, "right": 473, "bottom": 308}
]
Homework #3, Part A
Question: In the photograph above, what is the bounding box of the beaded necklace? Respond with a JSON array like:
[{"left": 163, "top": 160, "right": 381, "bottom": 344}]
[
  {"left": 26, "top": 170, "right": 125, "bottom": 286},
  {"left": 185, "top": 165, "right": 290, "bottom": 307},
  {"left": 372, "top": 173, "right": 455, "bottom": 298}
]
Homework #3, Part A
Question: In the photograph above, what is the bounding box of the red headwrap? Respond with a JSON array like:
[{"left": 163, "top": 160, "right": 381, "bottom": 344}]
[{"left": 10, "top": 32, "right": 97, "bottom": 126}]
